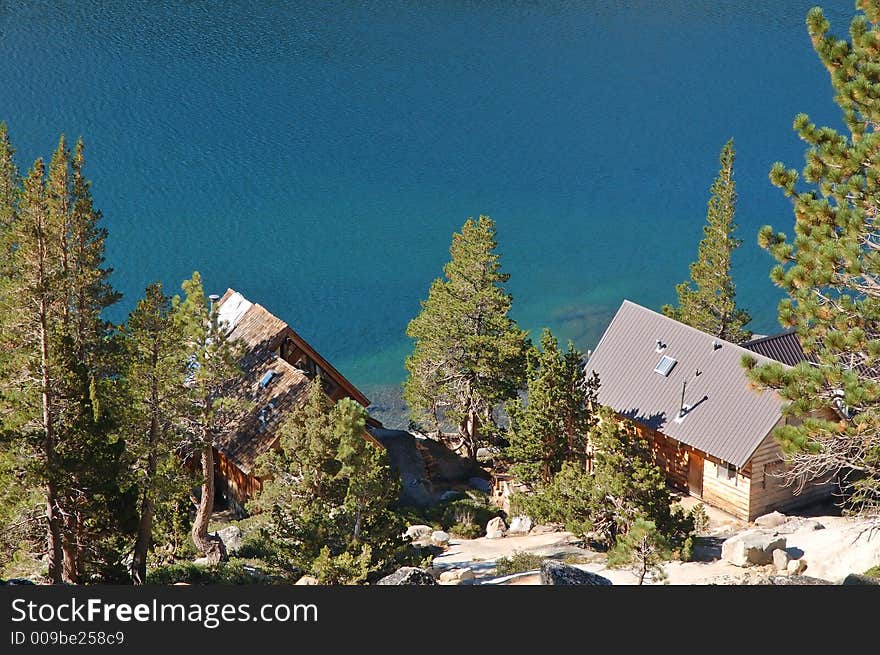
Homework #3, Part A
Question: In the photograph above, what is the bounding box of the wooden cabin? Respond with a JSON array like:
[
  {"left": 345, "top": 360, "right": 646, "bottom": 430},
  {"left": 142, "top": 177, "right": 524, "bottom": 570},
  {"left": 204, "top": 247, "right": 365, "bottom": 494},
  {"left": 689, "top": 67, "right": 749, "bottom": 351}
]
[
  {"left": 210, "top": 289, "right": 381, "bottom": 515},
  {"left": 584, "top": 300, "right": 836, "bottom": 522}
]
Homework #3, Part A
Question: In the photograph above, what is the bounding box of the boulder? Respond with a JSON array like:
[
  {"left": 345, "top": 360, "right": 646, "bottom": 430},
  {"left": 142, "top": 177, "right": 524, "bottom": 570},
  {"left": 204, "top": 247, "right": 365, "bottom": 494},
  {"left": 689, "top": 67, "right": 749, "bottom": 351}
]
[
  {"left": 215, "top": 526, "right": 244, "bottom": 554},
  {"left": 193, "top": 557, "right": 213, "bottom": 567},
  {"left": 438, "top": 567, "right": 475, "bottom": 585},
  {"left": 375, "top": 567, "right": 437, "bottom": 586},
  {"left": 721, "top": 530, "right": 787, "bottom": 567},
  {"left": 842, "top": 573, "right": 880, "bottom": 586},
  {"left": 754, "top": 511, "right": 788, "bottom": 529},
  {"left": 772, "top": 548, "right": 790, "bottom": 572},
  {"left": 295, "top": 575, "right": 319, "bottom": 585},
  {"left": 405, "top": 524, "right": 434, "bottom": 542},
  {"left": 0, "top": 578, "right": 34, "bottom": 585},
  {"left": 468, "top": 477, "right": 492, "bottom": 493},
  {"left": 430, "top": 530, "right": 450, "bottom": 547},
  {"left": 485, "top": 517, "right": 507, "bottom": 539},
  {"left": 744, "top": 574, "right": 832, "bottom": 585},
  {"left": 787, "top": 558, "right": 808, "bottom": 575},
  {"left": 775, "top": 518, "right": 825, "bottom": 535},
  {"left": 508, "top": 516, "right": 533, "bottom": 535},
  {"left": 476, "top": 448, "right": 494, "bottom": 462},
  {"left": 439, "top": 490, "right": 465, "bottom": 502},
  {"left": 540, "top": 560, "right": 612, "bottom": 586}
]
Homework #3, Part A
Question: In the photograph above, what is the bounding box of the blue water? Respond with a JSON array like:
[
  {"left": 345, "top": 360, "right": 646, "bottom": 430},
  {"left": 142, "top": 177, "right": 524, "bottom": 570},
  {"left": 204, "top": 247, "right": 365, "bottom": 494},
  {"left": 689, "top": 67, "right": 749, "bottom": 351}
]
[{"left": 0, "top": 1, "right": 855, "bottom": 407}]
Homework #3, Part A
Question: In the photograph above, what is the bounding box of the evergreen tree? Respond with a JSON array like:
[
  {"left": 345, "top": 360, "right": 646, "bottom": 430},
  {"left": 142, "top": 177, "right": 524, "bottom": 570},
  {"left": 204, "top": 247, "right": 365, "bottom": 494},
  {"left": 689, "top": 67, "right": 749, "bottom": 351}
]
[
  {"left": 0, "top": 122, "right": 18, "bottom": 265},
  {"left": 513, "top": 411, "right": 690, "bottom": 547},
  {"left": 123, "top": 283, "right": 193, "bottom": 584},
  {"left": 747, "top": 2, "right": 880, "bottom": 514},
  {"left": 173, "top": 272, "right": 246, "bottom": 562},
  {"left": 506, "top": 329, "right": 599, "bottom": 486},
  {"left": 663, "top": 139, "right": 752, "bottom": 343},
  {"left": 252, "top": 379, "right": 411, "bottom": 583},
  {"left": 607, "top": 518, "right": 670, "bottom": 585},
  {"left": 404, "top": 216, "right": 530, "bottom": 459}
]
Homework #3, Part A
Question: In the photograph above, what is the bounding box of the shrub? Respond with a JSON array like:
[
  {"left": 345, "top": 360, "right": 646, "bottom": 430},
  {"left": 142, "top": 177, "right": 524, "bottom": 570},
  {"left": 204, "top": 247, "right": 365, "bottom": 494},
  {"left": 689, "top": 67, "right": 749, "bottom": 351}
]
[
  {"left": 450, "top": 523, "right": 482, "bottom": 539},
  {"left": 679, "top": 536, "right": 695, "bottom": 562},
  {"left": 495, "top": 551, "right": 546, "bottom": 576},
  {"left": 440, "top": 498, "right": 502, "bottom": 532},
  {"left": 145, "top": 560, "right": 275, "bottom": 585},
  {"left": 689, "top": 503, "right": 710, "bottom": 534},
  {"left": 864, "top": 565, "right": 880, "bottom": 579}
]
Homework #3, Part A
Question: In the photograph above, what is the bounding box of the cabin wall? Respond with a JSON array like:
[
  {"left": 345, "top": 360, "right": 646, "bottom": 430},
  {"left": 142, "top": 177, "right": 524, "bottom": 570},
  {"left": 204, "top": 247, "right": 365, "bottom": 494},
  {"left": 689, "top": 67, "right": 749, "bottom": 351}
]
[
  {"left": 215, "top": 450, "right": 262, "bottom": 517},
  {"left": 700, "top": 453, "right": 752, "bottom": 521},
  {"left": 747, "top": 416, "right": 835, "bottom": 520},
  {"left": 640, "top": 427, "right": 689, "bottom": 492}
]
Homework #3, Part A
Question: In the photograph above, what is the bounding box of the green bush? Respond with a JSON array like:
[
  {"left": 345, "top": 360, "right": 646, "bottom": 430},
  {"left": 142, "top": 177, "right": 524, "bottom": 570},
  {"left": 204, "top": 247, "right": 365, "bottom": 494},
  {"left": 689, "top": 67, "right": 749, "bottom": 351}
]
[
  {"left": 441, "top": 498, "right": 502, "bottom": 532},
  {"left": 495, "top": 551, "right": 546, "bottom": 576},
  {"left": 450, "top": 523, "right": 482, "bottom": 539},
  {"left": 679, "top": 536, "right": 695, "bottom": 562},
  {"left": 146, "top": 560, "right": 275, "bottom": 585},
  {"left": 864, "top": 565, "right": 880, "bottom": 579},
  {"left": 689, "top": 503, "right": 710, "bottom": 534}
]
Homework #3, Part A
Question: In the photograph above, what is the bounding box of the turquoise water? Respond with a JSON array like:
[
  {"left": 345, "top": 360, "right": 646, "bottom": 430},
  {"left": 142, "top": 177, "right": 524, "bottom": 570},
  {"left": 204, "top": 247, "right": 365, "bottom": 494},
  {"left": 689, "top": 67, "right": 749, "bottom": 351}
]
[{"left": 0, "top": 1, "right": 854, "bottom": 406}]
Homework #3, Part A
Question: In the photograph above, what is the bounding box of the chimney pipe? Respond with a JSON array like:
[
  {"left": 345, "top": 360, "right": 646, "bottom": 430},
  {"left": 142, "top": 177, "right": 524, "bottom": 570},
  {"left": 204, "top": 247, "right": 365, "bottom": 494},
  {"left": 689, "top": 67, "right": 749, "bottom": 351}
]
[{"left": 679, "top": 380, "right": 687, "bottom": 418}]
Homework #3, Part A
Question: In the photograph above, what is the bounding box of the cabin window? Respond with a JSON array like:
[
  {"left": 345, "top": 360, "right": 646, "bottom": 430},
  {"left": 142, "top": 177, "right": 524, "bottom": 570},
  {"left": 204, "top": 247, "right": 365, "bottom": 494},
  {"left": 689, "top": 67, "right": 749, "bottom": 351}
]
[{"left": 716, "top": 461, "right": 737, "bottom": 484}]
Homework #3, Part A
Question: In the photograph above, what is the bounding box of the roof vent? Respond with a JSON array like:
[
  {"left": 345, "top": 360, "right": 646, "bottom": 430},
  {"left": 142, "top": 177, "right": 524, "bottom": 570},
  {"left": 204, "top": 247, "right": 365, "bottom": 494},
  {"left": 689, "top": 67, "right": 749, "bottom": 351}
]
[
  {"left": 655, "top": 339, "right": 666, "bottom": 353},
  {"left": 712, "top": 340, "right": 722, "bottom": 351},
  {"left": 653, "top": 355, "right": 677, "bottom": 377},
  {"left": 259, "top": 369, "right": 279, "bottom": 389}
]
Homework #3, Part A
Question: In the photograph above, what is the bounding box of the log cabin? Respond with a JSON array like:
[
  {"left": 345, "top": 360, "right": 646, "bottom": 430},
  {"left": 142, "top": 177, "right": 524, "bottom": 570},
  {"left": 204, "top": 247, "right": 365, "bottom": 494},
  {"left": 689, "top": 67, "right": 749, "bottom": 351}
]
[
  {"left": 584, "top": 300, "right": 836, "bottom": 522},
  {"left": 208, "top": 288, "right": 381, "bottom": 515}
]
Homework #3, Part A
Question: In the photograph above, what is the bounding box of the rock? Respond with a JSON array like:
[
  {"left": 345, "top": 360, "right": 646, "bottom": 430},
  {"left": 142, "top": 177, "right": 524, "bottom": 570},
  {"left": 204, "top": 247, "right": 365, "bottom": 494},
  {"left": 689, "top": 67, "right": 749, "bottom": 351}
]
[
  {"left": 468, "top": 477, "right": 492, "bottom": 493},
  {"left": 439, "top": 490, "right": 465, "bottom": 502},
  {"left": 438, "top": 567, "right": 475, "bottom": 585},
  {"left": 214, "top": 526, "right": 244, "bottom": 554},
  {"left": 375, "top": 567, "right": 437, "bottom": 586},
  {"left": 754, "top": 511, "right": 787, "bottom": 529},
  {"left": 539, "top": 560, "right": 612, "bottom": 586},
  {"left": 405, "top": 524, "right": 434, "bottom": 541},
  {"left": 193, "top": 557, "right": 213, "bottom": 567},
  {"left": 485, "top": 517, "right": 507, "bottom": 539},
  {"left": 295, "top": 575, "right": 319, "bottom": 585},
  {"left": 508, "top": 516, "right": 533, "bottom": 535},
  {"left": 772, "top": 548, "right": 790, "bottom": 572},
  {"left": 842, "top": 573, "right": 880, "bottom": 586},
  {"left": 721, "top": 530, "right": 787, "bottom": 567},
  {"left": 744, "top": 574, "right": 832, "bottom": 585},
  {"left": 476, "top": 448, "right": 494, "bottom": 462},
  {"left": 787, "top": 558, "right": 808, "bottom": 575},
  {"left": 430, "top": 530, "right": 450, "bottom": 547},
  {"left": 775, "top": 518, "right": 825, "bottom": 535},
  {"left": 1, "top": 578, "right": 34, "bottom": 585}
]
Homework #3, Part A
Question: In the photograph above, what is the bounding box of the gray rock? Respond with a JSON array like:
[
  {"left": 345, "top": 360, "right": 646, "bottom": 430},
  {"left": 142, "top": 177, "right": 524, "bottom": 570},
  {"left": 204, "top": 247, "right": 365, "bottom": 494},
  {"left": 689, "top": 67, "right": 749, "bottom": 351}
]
[
  {"left": 754, "top": 511, "right": 788, "bottom": 529},
  {"left": 0, "top": 578, "right": 35, "bottom": 585},
  {"left": 439, "top": 489, "right": 465, "bottom": 502},
  {"left": 721, "top": 530, "right": 787, "bottom": 567},
  {"left": 508, "top": 516, "right": 533, "bottom": 535},
  {"left": 476, "top": 448, "right": 494, "bottom": 462},
  {"left": 540, "top": 560, "right": 612, "bottom": 586},
  {"left": 485, "top": 516, "right": 507, "bottom": 539},
  {"left": 842, "top": 573, "right": 880, "bottom": 586},
  {"left": 215, "top": 526, "right": 244, "bottom": 554},
  {"left": 468, "top": 477, "right": 492, "bottom": 493},
  {"left": 744, "top": 574, "right": 832, "bottom": 585},
  {"left": 772, "top": 548, "right": 790, "bottom": 571},
  {"left": 193, "top": 557, "right": 213, "bottom": 567},
  {"left": 776, "top": 518, "right": 825, "bottom": 534},
  {"left": 438, "top": 567, "right": 475, "bottom": 585},
  {"left": 430, "top": 530, "right": 450, "bottom": 547},
  {"left": 787, "top": 558, "right": 808, "bottom": 575},
  {"left": 375, "top": 567, "right": 437, "bottom": 586},
  {"left": 405, "top": 524, "right": 434, "bottom": 541},
  {"left": 295, "top": 575, "right": 319, "bottom": 585}
]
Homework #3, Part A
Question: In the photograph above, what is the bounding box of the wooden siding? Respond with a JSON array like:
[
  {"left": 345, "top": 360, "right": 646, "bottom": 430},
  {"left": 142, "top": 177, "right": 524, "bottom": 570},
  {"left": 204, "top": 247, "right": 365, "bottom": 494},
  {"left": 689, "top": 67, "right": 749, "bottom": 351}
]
[
  {"left": 643, "top": 428, "right": 689, "bottom": 491},
  {"left": 747, "top": 416, "right": 835, "bottom": 520},
  {"left": 701, "top": 453, "right": 752, "bottom": 521}
]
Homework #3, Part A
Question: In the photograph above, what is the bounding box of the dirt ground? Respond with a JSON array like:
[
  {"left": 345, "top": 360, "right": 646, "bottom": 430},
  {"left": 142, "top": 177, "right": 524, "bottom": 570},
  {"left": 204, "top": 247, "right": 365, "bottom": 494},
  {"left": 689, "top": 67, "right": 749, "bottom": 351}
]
[{"left": 431, "top": 499, "right": 880, "bottom": 585}]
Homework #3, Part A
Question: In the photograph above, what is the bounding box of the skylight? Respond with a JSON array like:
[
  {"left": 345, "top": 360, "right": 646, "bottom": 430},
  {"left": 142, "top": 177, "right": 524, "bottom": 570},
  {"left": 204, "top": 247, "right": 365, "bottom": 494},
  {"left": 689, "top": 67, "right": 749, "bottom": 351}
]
[
  {"left": 259, "top": 369, "right": 278, "bottom": 389},
  {"left": 653, "top": 355, "right": 677, "bottom": 377}
]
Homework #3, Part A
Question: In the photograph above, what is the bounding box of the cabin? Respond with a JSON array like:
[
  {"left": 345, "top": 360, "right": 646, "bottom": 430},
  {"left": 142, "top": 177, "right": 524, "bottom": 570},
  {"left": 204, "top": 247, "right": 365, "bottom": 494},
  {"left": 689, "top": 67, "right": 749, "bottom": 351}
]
[
  {"left": 584, "top": 300, "right": 836, "bottom": 522},
  {"left": 209, "top": 288, "right": 380, "bottom": 515}
]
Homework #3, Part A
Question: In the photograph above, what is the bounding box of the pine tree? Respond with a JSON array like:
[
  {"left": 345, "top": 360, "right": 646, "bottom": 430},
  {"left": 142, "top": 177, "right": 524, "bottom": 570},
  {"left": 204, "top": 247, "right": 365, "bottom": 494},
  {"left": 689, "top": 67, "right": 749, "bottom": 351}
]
[
  {"left": 404, "top": 216, "right": 530, "bottom": 459},
  {"left": 663, "top": 139, "right": 752, "bottom": 343},
  {"left": 123, "top": 283, "right": 193, "bottom": 584},
  {"left": 173, "top": 272, "right": 246, "bottom": 562},
  {"left": 506, "top": 329, "right": 598, "bottom": 486},
  {"left": 513, "top": 411, "right": 690, "bottom": 547},
  {"left": 252, "top": 379, "right": 411, "bottom": 583},
  {"left": 607, "top": 518, "right": 670, "bottom": 585},
  {"left": 0, "top": 122, "right": 18, "bottom": 263},
  {"left": 747, "top": 2, "right": 880, "bottom": 514}
]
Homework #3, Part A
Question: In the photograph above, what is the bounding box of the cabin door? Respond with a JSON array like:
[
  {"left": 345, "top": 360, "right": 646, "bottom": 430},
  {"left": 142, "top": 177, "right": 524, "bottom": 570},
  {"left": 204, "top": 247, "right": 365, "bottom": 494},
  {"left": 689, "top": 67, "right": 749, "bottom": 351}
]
[{"left": 687, "top": 451, "right": 703, "bottom": 498}]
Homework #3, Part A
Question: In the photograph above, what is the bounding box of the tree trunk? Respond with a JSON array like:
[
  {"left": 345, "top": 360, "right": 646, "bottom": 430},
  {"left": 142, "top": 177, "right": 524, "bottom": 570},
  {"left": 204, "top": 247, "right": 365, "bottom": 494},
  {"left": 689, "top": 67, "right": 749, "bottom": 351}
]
[
  {"left": 191, "top": 441, "right": 226, "bottom": 564},
  {"left": 62, "top": 513, "right": 79, "bottom": 584},
  {"left": 463, "top": 409, "right": 479, "bottom": 460},
  {"left": 132, "top": 360, "right": 161, "bottom": 584}
]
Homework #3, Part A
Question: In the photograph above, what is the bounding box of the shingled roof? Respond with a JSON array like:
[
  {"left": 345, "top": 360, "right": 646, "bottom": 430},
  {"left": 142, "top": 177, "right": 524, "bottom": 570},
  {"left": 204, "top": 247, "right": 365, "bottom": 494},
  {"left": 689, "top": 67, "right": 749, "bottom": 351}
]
[
  {"left": 212, "top": 289, "right": 371, "bottom": 475},
  {"left": 585, "top": 300, "right": 787, "bottom": 468}
]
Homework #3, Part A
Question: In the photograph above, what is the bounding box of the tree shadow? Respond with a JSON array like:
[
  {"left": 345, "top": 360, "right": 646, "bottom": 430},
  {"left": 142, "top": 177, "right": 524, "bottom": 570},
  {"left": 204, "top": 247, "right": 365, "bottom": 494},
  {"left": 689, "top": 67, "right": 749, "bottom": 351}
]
[{"left": 619, "top": 408, "right": 667, "bottom": 431}]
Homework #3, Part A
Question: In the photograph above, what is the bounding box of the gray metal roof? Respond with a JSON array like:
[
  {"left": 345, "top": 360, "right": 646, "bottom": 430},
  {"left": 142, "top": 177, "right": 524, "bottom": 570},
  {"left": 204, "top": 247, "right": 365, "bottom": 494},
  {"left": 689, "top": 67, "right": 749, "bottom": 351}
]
[
  {"left": 742, "top": 330, "right": 817, "bottom": 366},
  {"left": 585, "top": 300, "right": 787, "bottom": 468}
]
